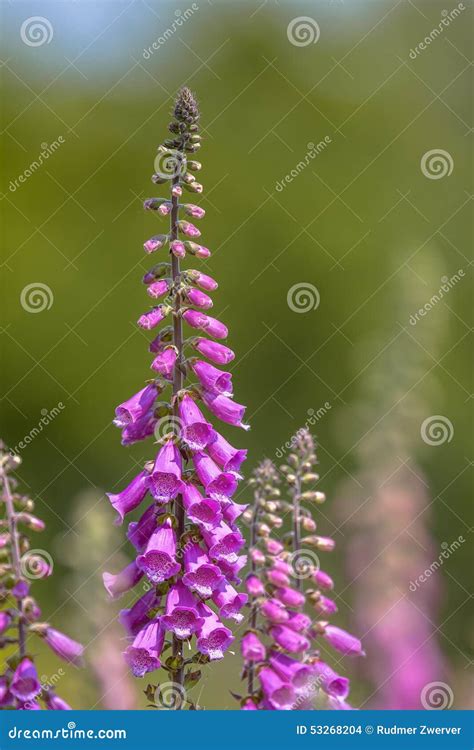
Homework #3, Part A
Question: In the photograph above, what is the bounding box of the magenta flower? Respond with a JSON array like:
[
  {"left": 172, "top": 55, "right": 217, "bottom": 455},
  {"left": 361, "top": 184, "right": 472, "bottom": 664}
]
[
  {"left": 260, "top": 598, "right": 289, "bottom": 624},
  {"left": 149, "top": 440, "right": 184, "bottom": 502},
  {"left": 310, "top": 661, "right": 350, "bottom": 699},
  {"left": 322, "top": 625, "right": 365, "bottom": 657},
  {"left": 137, "top": 520, "right": 181, "bottom": 584},
  {"left": 114, "top": 384, "right": 160, "bottom": 427},
  {"left": 10, "top": 659, "right": 41, "bottom": 702},
  {"left": 245, "top": 574, "right": 265, "bottom": 597},
  {"left": 190, "top": 360, "right": 233, "bottom": 397},
  {"left": 179, "top": 395, "right": 216, "bottom": 451},
  {"left": 104, "top": 88, "right": 247, "bottom": 705},
  {"left": 182, "top": 542, "right": 224, "bottom": 597},
  {"left": 241, "top": 632, "right": 266, "bottom": 663},
  {"left": 259, "top": 667, "right": 296, "bottom": 710},
  {"left": 196, "top": 606, "right": 234, "bottom": 660},
  {"left": 44, "top": 693, "right": 72, "bottom": 710},
  {"left": 44, "top": 628, "right": 84, "bottom": 667},
  {"left": 202, "top": 392, "right": 249, "bottom": 430},
  {"left": 107, "top": 470, "right": 150, "bottom": 524},
  {"left": 124, "top": 620, "right": 164, "bottom": 677},
  {"left": 161, "top": 581, "right": 204, "bottom": 638},
  {"left": 103, "top": 560, "right": 144, "bottom": 599},
  {"left": 0, "top": 444, "right": 83, "bottom": 710},
  {"left": 192, "top": 337, "right": 234, "bottom": 365},
  {"left": 269, "top": 652, "right": 313, "bottom": 691}
]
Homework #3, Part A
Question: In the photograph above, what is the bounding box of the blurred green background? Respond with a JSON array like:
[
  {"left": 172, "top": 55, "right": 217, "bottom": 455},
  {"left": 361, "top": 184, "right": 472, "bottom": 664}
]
[{"left": 1, "top": 0, "right": 472, "bottom": 709}]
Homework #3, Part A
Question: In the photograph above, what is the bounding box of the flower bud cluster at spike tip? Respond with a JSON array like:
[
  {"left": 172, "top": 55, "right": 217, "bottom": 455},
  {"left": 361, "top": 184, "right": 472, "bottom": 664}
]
[
  {"left": 0, "top": 441, "right": 83, "bottom": 710},
  {"left": 105, "top": 88, "right": 248, "bottom": 709},
  {"left": 238, "top": 434, "right": 363, "bottom": 711}
]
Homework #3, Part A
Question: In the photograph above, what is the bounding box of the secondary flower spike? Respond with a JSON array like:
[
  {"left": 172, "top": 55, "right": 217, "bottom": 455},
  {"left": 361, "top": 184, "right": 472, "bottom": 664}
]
[
  {"left": 104, "top": 88, "right": 248, "bottom": 710},
  {"left": 0, "top": 442, "right": 83, "bottom": 710},
  {"left": 238, "top": 434, "right": 363, "bottom": 710}
]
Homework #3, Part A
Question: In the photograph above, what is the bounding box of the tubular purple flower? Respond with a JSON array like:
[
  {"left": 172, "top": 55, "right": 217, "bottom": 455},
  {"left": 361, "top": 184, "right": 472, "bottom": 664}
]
[
  {"left": 314, "top": 595, "right": 338, "bottom": 616},
  {"left": 170, "top": 239, "right": 186, "bottom": 258},
  {"left": 311, "top": 660, "right": 350, "bottom": 699},
  {"left": 192, "top": 337, "right": 235, "bottom": 365},
  {"left": 106, "top": 471, "right": 150, "bottom": 525},
  {"left": 114, "top": 384, "right": 159, "bottom": 427},
  {"left": 121, "top": 410, "right": 156, "bottom": 446},
  {"left": 143, "top": 234, "right": 168, "bottom": 253},
  {"left": 184, "top": 204, "right": 205, "bottom": 219},
  {"left": 202, "top": 392, "right": 249, "bottom": 430},
  {"left": 203, "top": 522, "right": 245, "bottom": 564},
  {"left": 151, "top": 346, "right": 178, "bottom": 379},
  {"left": 147, "top": 279, "right": 171, "bottom": 299},
  {"left": 137, "top": 520, "right": 181, "bottom": 584},
  {"left": 181, "top": 483, "right": 222, "bottom": 529},
  {"left": 193, "top": 452, "right": 238, "bottom": 500},
  {"left": 10, "top": 659, "right": 41, "bottom": 702},
  {"left": 179, "top": 395, "right": 216, "bottom": 451},
  {"left": 190, "top": 271, "right": 217, "bottom": 291},
  {"left": 285, "top": 611, "right": 311, "bottom": 633},
  {"left": 269, "top": 652, "right": 314, "bottom": 691},
  {"left": 245, "top": 574, "right": 265, "bottom": 597},
  {"left": 217, "top": 554, "right": 247, "bottom": 583},
  {"left": 258, "top": 667, "right": 296, "bottom": 711},
  {"left": 161, "top": 581, "right": 205, "bottom": 638},
  {"left": 207, "top": 431, "right": 247, "bottom": 473},
  {"left": 182, "top": 542, "right": 224, "bottom": 597},
  {"left": 260, "top": 598, "right": 289, "bottom": 624},
  {"left": 186, "top": 288, "right": 213, "bottom": 310},
  {"left": 322, "top": 625, "right": 365, "bottom": 657},
  {"left": 196, "top": 606, "right": 234, "bottom": 660},
  {"left": 275, "top": 586, "right": 306, "bottom": 609},
  {"left": 119, "top": 590, "right": 161, "bottom": 636},
  {"left": 44, "top": 693, "right": 72, "bottom": 710},
  {"left": 178, "top": 219, "right": 200, "bottom": 238},
  {"left": 44, "top": 628, "right": 84, "bottom": 667},
  {"left": 266, "top": 568, "right": 290, "bottom": 588},
  {"left": 137, "top": 305, "right": 169, "bottom": 330},
  {"left": 183, "top": 310, "right": 228, "bottom": 339},
  {"left": 221, "top": 498, "right": 248, "bottom": 527},
  {"left": 313, "top": 569, "right": 334, "bottom": 590},
  {"left": 191, "top": 360, "right": 233, "bottom": 397},
  {"left": 103, "top": 560, "right": 144, "bottom": 599},
  {"left": 0, "top": 611, "right": 12, "bottom": 634},
  {"left": 212, "top": 580, "right": 248, "bottom": 622},
  {"left": 241, "top": 632, "right": 266, "bottom": 663},
  {"left": 149, "top": 441, "right": 184, "bottom": 502},
  {"left": 269, "top": 625, "right": 310, "bottom": 654},
  {"left": 127, "top": 504, "right": 161, "bottom": 551},
  {"left": 123, "top": 619, "right": 164, "bottom": 677}
]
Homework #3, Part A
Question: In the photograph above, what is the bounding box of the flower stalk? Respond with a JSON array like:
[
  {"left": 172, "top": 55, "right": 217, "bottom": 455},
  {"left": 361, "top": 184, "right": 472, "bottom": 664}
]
[
  {"left": 0, "top": 441, "right": 83, "bottom": 710},
  {"left": 104, "top": 88, "right": 248, "bottom": 710}
]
